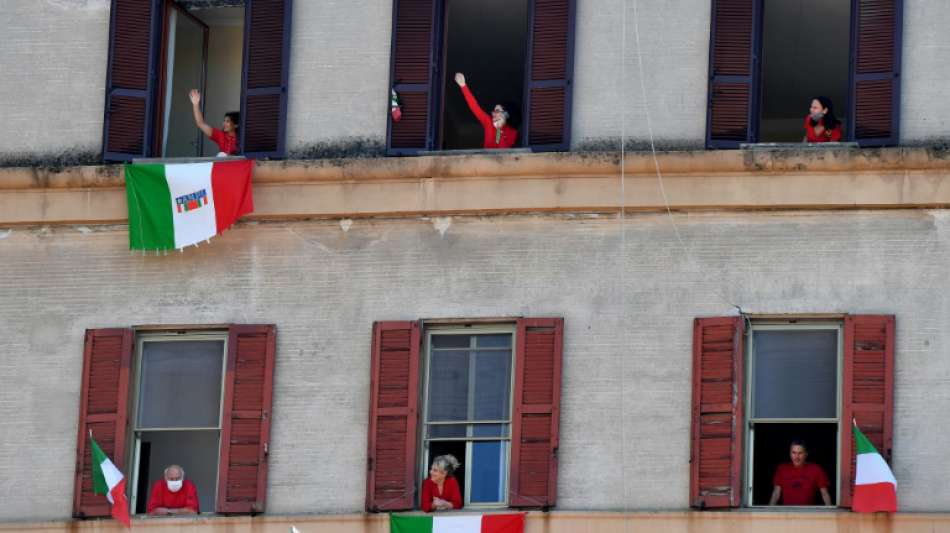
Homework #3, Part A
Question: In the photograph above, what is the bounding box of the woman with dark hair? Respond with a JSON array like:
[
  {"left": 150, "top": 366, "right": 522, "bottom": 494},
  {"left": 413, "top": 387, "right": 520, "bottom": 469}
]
[
  {"left": 804, "top": 96, "right": 842, "bottom": 143},
  {"left": 189, "top": 89, "right": 241, "bottom": 156},
  {"left": 454, "top": 73, "right": 518, "bottom": 149}
]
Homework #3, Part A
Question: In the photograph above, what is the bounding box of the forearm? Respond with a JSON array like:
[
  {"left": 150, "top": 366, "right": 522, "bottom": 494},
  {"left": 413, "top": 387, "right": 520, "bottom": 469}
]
[
  {"left": 769, "top": 487, "right": 781, "bottom": 505},
  {"left": 192, "top": 104, "right": 212, "bottom": 137},
  {"left": 820, "top": 488, "right": 832, "bottom": 506},
  {"left": 460, "top": 85, "right": 491, "bottom": 127}
]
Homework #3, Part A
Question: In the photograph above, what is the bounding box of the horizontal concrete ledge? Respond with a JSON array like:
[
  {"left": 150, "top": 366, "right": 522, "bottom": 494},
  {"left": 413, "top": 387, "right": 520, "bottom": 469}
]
[{"left": 2, "top": 147, "right": 950, "bottom": 225}]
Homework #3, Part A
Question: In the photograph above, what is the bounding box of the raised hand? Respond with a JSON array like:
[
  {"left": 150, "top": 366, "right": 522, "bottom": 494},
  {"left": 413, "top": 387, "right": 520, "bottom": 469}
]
[
  {"left": 189, "top": 89, "right": 201, "bottom": 106},
  {"left": 454, "top": 72, "right": 466, "bottom": 87}
]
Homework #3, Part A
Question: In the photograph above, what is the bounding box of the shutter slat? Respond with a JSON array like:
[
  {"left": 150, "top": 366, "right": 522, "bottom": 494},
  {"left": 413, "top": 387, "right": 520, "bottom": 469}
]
[
  {"left": 388, "top": 0, "right": 435, "bottom": 153},
  {"left": 524, "top": 0, "right": 575, "bottom": 151},
  {"left": 241, "top": 0, "right": 292, "bottom": 158},
  {"left": 706, "top": 0, "right": 756, "bottom": 148},
  {"left": 850, "top": 0, "right": 901, "bottom": 146}
]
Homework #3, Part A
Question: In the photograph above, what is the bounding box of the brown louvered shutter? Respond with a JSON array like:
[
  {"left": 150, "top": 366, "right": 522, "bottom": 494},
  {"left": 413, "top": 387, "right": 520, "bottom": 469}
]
[
  {"left": 523, "top": 0, "right": 576, "bottom": 151},
  {"left": 387, "top": 0, "right": 437, "bottom": 154},
  {"left": 241, "top": 0, "right": 293, "bottom": 158},
  {"left": 689, "top": 316, "right": 745, "bottom": 508},
  {"left": 849, "top": 0, "right": 902, "bottom": 146},
  {"left": 73, "top": 329, "right": 133, "bottom": 517},
  {"left": 216, "top": 325, "right": 277, "bottom": 513},
  {"left": 102, "top": 0, "right": 161, "bottom": 161},
  {"left": 840, "top": 315, "right": 895, "bottom": 508},
  {"left": 705, "top": 0, "right": 759, "bottom": 148},
  {"left": 366, "top": 321, "right": 421, "bottom": 511},
  {"left": 509, "top": 317, "right": 563, "bottom": 507}
]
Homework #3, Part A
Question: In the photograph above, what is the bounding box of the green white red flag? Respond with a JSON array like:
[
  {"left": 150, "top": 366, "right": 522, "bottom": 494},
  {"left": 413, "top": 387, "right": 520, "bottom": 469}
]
[
  {"left": 852, "top": 422, "right": 897, "bottom": 512},
  {"left": 125, "top": 159, "right": 253, "bottom": 251},
  {"left": 90, "top": 435, "right": 132, "bottom": 528},
  {"left": 390, "top": 513, "right": 524, "bottom": 533}
]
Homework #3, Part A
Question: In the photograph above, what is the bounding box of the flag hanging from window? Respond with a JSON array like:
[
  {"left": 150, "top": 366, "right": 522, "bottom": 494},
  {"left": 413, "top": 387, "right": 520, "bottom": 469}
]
[
  {"left": 89, "top": 434, "right": 132, "bottom": 528},
  {"left": 390, "top": 513, "right": 524, "bottom": 533},
  {"left": 852, "top": 422, "right": 898, "bottom": 512},
  {"left": 124, "top": 159, "right": 254, "bottom": 251}
]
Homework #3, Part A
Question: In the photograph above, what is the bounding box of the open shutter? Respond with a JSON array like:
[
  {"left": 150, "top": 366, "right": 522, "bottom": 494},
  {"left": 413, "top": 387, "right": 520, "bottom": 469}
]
[
  {"left": 705, "top": 0, "right": 760, "bottom": 148},
  {"left": 216, "top": 325, "right": 277, "bottom": 513},
  {"left": 386, "top": 0, "right": 438, "bottom": 155},
  {"left": 72, "top": 329, "right": 133, "bottom": 517},
  {"left": 366, "top": 321, "right": 421, "bottom": 511},
  {"left": 849, "top": 0, "right": 902, "bottom": 146},
  {"left": 523, "top": 0, "right": 576, "bottom": 152},
  {"left": 840, "top": 315, "right": 895, "bottom": 508},
  {"left": 241, "top": 0, "right": 293, "bottom": 158},
  {"left": 689, "top": 316, "right": 745, "bottom": 508},
  {"left": 102, "top": 0, "right": 161, "bottom": 161},
  {"left": 509, "top": 317, "right": 563, "bottom": 508}
]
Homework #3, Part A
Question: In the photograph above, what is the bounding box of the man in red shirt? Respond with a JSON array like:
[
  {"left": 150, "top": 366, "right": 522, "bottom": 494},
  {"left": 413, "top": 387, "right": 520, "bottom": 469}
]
[
  {"left": 453, "top": 73, "right": 518, "bottom": 149},
  {"left": 147, "top": 464, "right": 200, "bottom": 515},
  {"left": 769, "top": 440, "right": 832, "bottom": 506},
  {"left": 189, "top": 89, "right": 240, "bottom": 156}
]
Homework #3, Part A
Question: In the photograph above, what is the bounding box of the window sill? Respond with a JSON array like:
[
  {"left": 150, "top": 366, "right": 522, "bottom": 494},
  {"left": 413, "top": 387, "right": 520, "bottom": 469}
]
[{"left": 740, "top": 142, "right": 860, "bottom": 151}]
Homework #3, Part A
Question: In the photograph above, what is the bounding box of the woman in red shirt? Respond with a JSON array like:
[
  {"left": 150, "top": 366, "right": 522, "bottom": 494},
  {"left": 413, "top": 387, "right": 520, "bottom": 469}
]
[
  {"left": 421, "top": 454, "right": 463, "bottom": 512},
  {"left": 190, "top": 89, "right": 241, "bottom": 156},
  {"left": 453, "top": 73, "right": 518, "bottom": 149},
  {"left": 804, "top": 96, "right": 842, "bottom": 143}
]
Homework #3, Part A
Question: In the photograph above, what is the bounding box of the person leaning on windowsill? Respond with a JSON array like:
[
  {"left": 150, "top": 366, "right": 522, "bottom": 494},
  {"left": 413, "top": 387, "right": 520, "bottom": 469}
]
[
  {"left": 189, "top": 89, "right": 240, "bottom": 156},
  {"left": 147, "top": 464, "right": 200, "bottom": 515},
  {"left": 769, "top": 439, "right": 833, "bottom": 506},
  {"left": 421, "top": 454, "right": 463, "bottom": 512},
  {"left": 803, "top": 95, "right": 842, "bottom": 143}
]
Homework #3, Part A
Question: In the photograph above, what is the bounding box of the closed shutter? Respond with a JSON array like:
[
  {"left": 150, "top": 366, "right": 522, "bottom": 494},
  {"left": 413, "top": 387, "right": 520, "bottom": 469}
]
[
  {"left": 366, "top": 321, "right": 421, "bottom": 511},
  {"left": 523, "top": 0, "right": 576, "bottom": 151},
  {"left": 849, "top": 0, "right": 902, "bottom": 146},
  {"left": 689, "top": 316, "right": 745, "bottom": 508},
  {"left": 705, "top": 0, "right": 760, "bottom": 148},
  {"left": 840, "top": 315, "right": 895, "bottom": 508},
  {"left": 72, "top": 329, "right": 134, "bottom": 517},
  {"left": 509, "top": 317, "right": 563, "bottom": 508},
  {"left": 387, "top": 0, "right": 438, "bottom": 154},
  {"left": 102, "top": 0, "right": 161, "bottom": 161},
  {"left": 241, "top": 0, "right": 293, "bottom": 158},
  {"left": 216, "top": 325, "right": 277, "bottom": 513}
]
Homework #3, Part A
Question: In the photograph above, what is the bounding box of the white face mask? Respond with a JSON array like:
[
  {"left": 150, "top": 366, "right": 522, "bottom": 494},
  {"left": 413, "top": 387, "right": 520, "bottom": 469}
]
[{"left": 166, "top": 479, "right": 183, "bottom": 493}]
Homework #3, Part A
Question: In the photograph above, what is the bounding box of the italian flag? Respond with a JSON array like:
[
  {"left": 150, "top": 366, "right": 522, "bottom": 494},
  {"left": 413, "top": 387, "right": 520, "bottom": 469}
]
[
  {"left": 90, "top": 435, "right": 132, "bottom": 528},
  {"left": 125, "top": 159, "right": 254, "bottom": 251},
  {"left": 390, "top": 513, "right": 524, "bottom": 533},
  {"left": 852, "top": 422, "right": 898, "bottom": 512}
]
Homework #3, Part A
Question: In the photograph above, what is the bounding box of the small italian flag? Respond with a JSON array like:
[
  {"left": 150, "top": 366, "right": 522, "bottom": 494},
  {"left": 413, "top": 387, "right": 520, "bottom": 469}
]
[
  {"left": 390, "top": 513, "right": 524, "bottom": 533},
  {"left": 90, "top": 435, "right": 132, "bottom": 528},
  {"left": 125, "top": 159, "right": 254, "bottom": 251},
  {"left": 852, "top": 422, "right": 898, "bottom": 512}
]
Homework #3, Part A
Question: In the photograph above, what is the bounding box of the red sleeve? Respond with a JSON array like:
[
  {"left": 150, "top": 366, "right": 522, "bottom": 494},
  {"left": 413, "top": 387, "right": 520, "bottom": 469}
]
[
  {"left": 209, "top": 127, "right": 226, "bottom": 148},
  {"left": 460, "top": 85, "right": 492, "bottom": 129},
  {"left": 146, "top": 480, "right": 164, "bottom": 512},
  {"left": 772, "top": 464, "right": 784, "bottom": 487},
  {"left": 420, "top": 478, "right": 434, "bottom": 512},
  {"left": 814, "top": 465, "right": 830, "bottom": 489},
  {"left": 828, "top": 125, "right": 842, "bottom": 142},
  {"left": 185, "top": 480, "right": 200, "bottom": 512},
  {"left": 445, "top": 476, "right": 463, "bottom": 510}
]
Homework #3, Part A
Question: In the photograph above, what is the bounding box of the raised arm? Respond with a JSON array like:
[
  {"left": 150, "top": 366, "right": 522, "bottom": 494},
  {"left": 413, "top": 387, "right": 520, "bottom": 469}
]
[
  {"left": 454, "top": 73, "right": 491, "bottom": 128},
  {"left": 189, "top": 89, "right": 213, "bottom": 138}
]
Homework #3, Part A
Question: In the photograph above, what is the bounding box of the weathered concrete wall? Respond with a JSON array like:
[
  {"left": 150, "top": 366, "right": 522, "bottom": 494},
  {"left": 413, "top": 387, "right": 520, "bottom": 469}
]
[
  {"left": 1, "top": 210, "right": 948, "bottom": 520},
  {"left": 900, "top": 1, "right": 950, "bottom": 143}
]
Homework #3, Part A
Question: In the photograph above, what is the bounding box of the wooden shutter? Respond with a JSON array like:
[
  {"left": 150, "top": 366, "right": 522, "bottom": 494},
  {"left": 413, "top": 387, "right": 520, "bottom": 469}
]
[
  {"left": 689, "top": 316, "right": 745, "bottom": 508},
  {"left": 72, "top": 329, "right": 133, "bottom": 517},
  {"left": 705, "top": 0, "right": 760, "bottom": 148},
  {"left": 509, "top": 317, "right": 563, "bottom": 508},
  {"left": 366, "top": 321, "right": 421, "bottom": 511},
  {"left": 840, "top": 315, "right": 895, "bottom": 508},
  {"left": 102, "top": 0, "right": 161, "bottom": 161},
  {"left": 849, "top": 0, "right": 902, "bottom": 146},
  {"left": 241, "top": 0, "right": 293, "bottom": 158},
  {"left": 523, "top": 0, "right": 576, "bottom": 151},
  {"left": 216, "top": 325, "right": 277, "bottom": 513},
  {"left": 387, "top": 0, "right": 438, "bottom": 154}
]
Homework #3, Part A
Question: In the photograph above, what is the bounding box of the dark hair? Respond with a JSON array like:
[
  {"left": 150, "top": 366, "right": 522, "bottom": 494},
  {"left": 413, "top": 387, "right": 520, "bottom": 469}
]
[
  {"left": 809, "top": 96, "right": 839, "bottom": 130},
  {"left": 790, "top": 438, "right": 808, "bottom": 452},
  {"left": 225, "top": 111, "right": 241, "bottom": 129},
  {"left": 499, "top": 101, "right": 521, "bottom": 129}
]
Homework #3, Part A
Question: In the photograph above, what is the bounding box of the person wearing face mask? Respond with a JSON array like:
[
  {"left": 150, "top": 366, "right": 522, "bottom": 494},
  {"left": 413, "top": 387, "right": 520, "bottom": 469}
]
[
  {"left": 803, "top": 96, "right": 842, "bottom": 143},
  {"left": 147, "top": 464, "right": 199, "bottom": 515},
  {"left": 454, "top": 73, "right": 518, "bottom": 149}
]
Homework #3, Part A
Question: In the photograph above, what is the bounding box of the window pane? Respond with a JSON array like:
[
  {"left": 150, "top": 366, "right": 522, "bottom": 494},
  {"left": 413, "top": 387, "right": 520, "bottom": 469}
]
[
  {"left": 137, "top": 340, "right": 224, "bottom": 428},
  {"left": 432, "top": 335, "right": 471, "bottom": 349},
  {"left": 473, "top": 349, "right": 511, "bottom": 420},
  {"left": 472, "top": 424, "right": 508, "bottom": 437},
  {"left": 470, "top": 441, "right": 507, "bottom": 503},
  {"left": 753, "top": 330, "right": 838, "bottom": 419},
  {"left": 475, "top": 334, "right": 512, "bottom": 349},
  {"left": 428, "top": 425, "right": 468, "bottom": 438},
  {"left": 428, "top": 349, "right": 469, "bottom": 421}
]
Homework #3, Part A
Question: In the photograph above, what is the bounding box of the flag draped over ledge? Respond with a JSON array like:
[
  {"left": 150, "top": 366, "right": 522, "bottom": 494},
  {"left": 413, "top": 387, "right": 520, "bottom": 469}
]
[
  {"left": 391, "top": 513, "right": 525, "bottom": 533},
  {"left": 125, "top": 159, "right": 254, "bottom": 251},
  {"left": 852, "top": 422, "right": 898, "bottom": 513},
  {"left": 90, "top": 435, "right": 131, "bottom": 528}
]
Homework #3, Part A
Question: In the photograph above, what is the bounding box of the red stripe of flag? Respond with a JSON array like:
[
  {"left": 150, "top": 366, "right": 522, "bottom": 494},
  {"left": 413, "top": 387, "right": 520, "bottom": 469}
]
[{"left": 210, "top": 159, "right": 254, "bottom": 233}]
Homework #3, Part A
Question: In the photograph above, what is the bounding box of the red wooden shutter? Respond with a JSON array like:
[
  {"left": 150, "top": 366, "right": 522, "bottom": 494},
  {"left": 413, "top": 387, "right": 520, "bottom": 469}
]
[
  {"left": 849, "top": 0, "right": 902, "bottom": 146},
  {"left": 523, "top": 0, "right": 576, "bottom": 151},
  {"left": 509, "top": 317, "right": 563, "bottom": 508},
  {"left": 840, "top": 315, "right": 895, "bottom": 508},
  {"left": 366, "top": 321, "right": 421, "bottom": 511},
  {"left": 241, "top": 0, "right": 293, "bottom": 158},
  {"left": 705, "top": 0, "right": 759, "bottom": 148},
  {"left": 102, "top": 0, "right": 161, "bottom": 161},
  {"left": 689, "top": 316, "right": 745, "bottom": 508},
  {"left": 72, "top": 329, "right": 133, "bottom": 517},
  {"left": 216, "top": 325, "right": 277, "bottom": 513},
  {"left": 386, "top": 0, "right": 437, "bottom": 154}
]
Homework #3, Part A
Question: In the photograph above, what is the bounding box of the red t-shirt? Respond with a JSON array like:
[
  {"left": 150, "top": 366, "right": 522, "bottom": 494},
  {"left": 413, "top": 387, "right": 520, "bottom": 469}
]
[
  {"left": 804, "top": 116, "right": 842, "bottom": 142},
  {"left": 146, "top": 479, "right": 200, "bottom": 513},
  {"left": 460, "top": 85, "right": 518, "bottom": 149},
  {"left": 209, "top": 128, "right": 239, "bottom": 155},
  {"left": 420, "top": 476, "right": 463, "bottom": 512},
  {"left": 773, "top": 463, "right": 830, "bottom": 505}
]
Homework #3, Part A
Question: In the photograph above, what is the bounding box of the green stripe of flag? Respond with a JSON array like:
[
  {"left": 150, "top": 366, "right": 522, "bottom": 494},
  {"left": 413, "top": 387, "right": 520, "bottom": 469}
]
[
  {"left": 853, "top": 423, "right": 878, "bottom": 455},
  {"left": 390, "top": 514, "right": 433, "bottom": 533},
  {"left": 125, "top": 164, "right": 174, "bottom": 250},
  {"left": 89, "top": 436, "right": 109, "bottom": 496}
]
